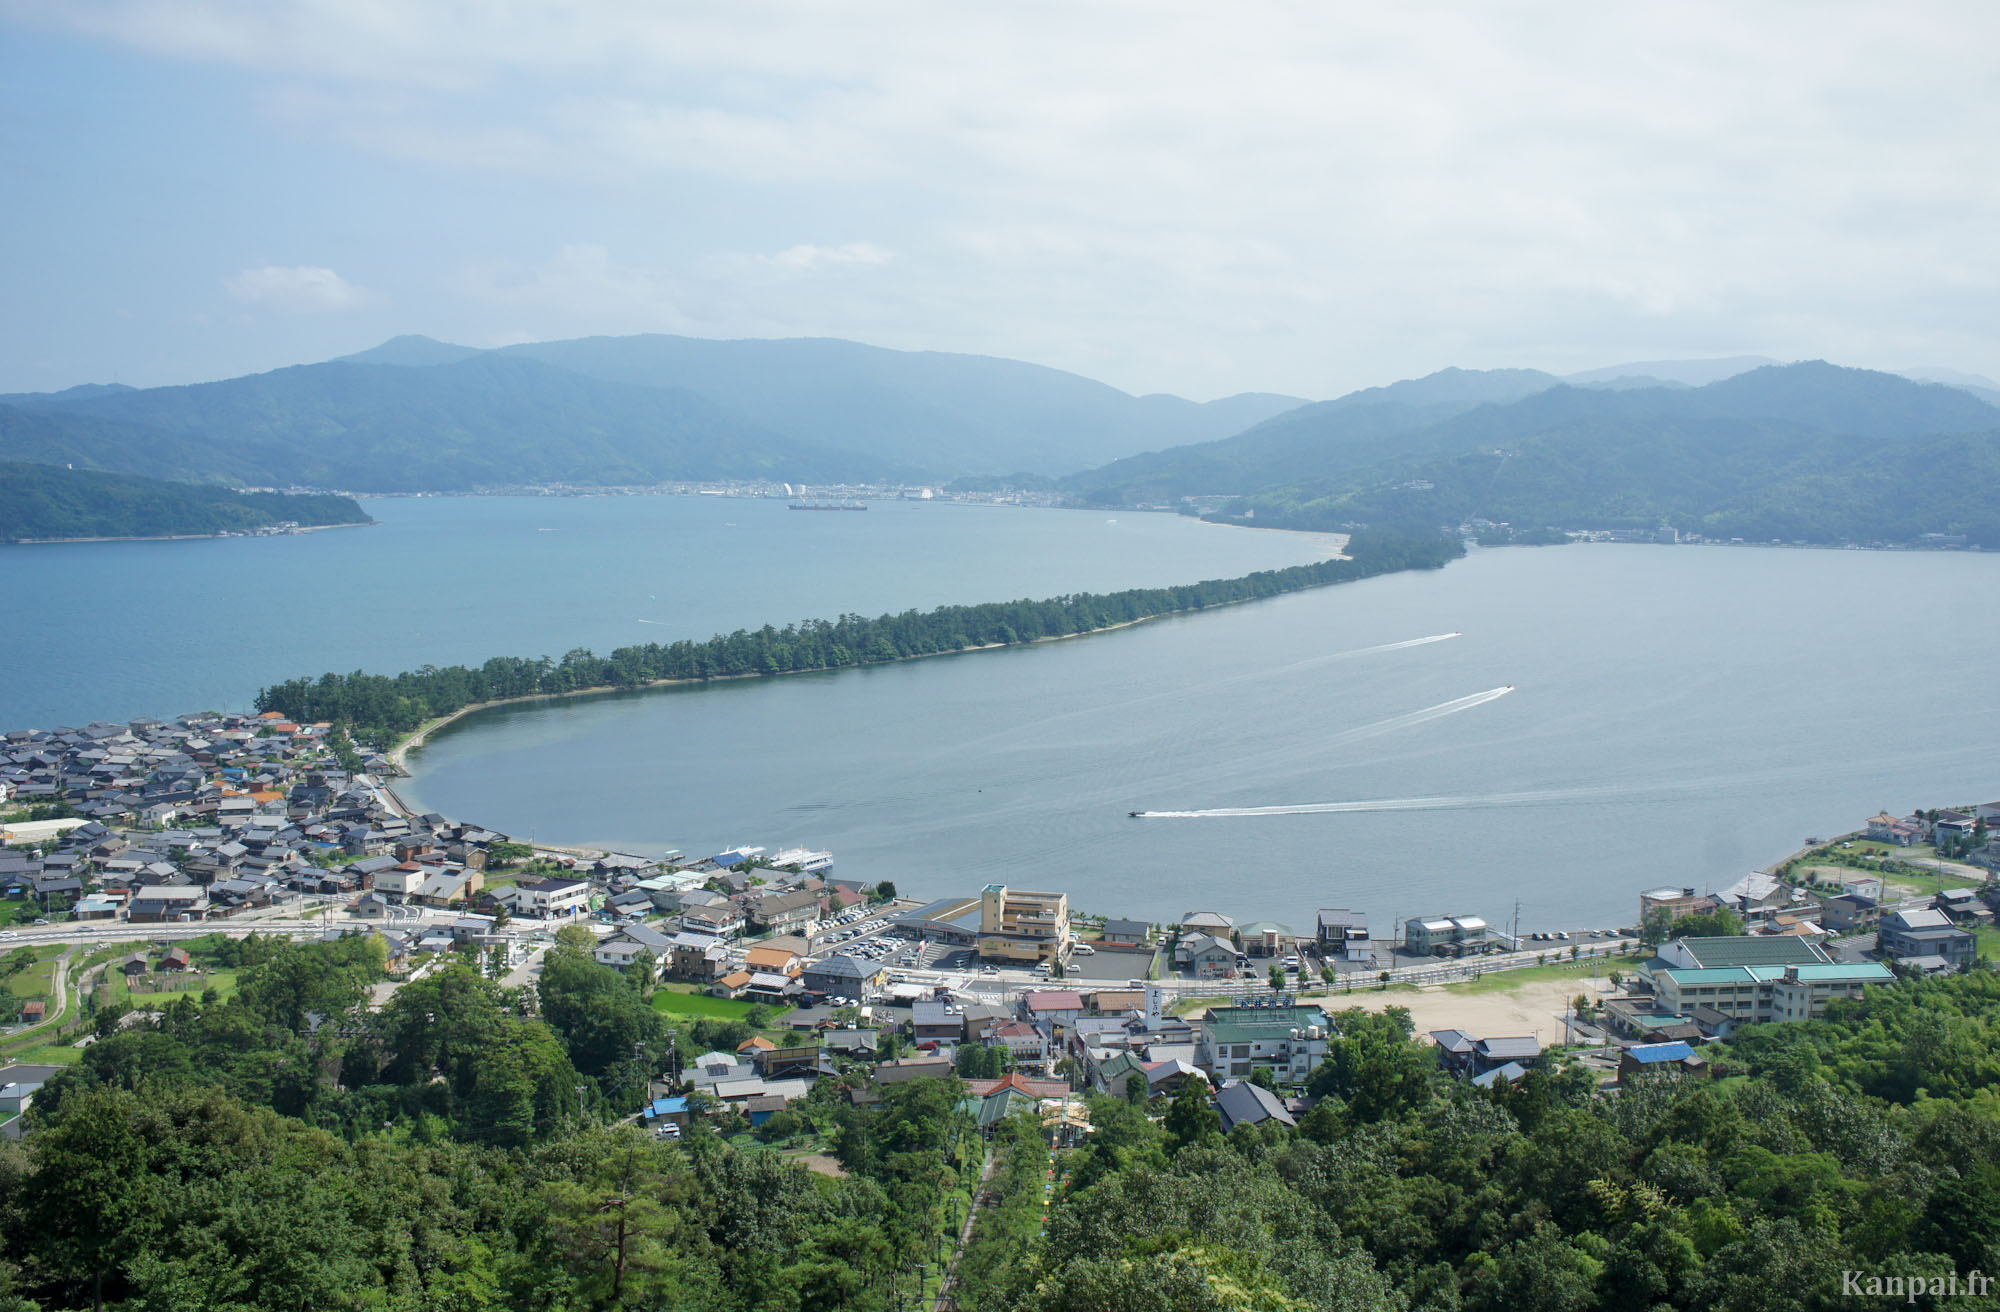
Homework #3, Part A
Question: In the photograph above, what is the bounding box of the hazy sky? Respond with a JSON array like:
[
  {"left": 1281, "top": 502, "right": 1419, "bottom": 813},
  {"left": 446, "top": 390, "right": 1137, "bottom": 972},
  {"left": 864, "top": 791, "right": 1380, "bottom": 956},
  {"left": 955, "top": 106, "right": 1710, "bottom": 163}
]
[{"left": 4, "top": 2, "right": 1997, "bottom": 399}]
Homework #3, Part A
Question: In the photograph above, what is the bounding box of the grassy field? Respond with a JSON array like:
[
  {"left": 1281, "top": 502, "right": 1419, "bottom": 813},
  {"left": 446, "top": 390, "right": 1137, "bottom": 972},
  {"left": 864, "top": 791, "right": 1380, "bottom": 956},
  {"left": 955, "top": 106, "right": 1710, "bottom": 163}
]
[
  {"left": 1977, "top": 924, "right": 2000, "bottom": 961},
  {"left": 100, "top": 963, "right": 240, "bottom": 1010},
  {"left": 651, "top": 990, "right": 771, "bottom": 1021},
  {"left": 1438, "top": 954, "right": 1645, "bottom": 996},
  {"left": 3, "top": 946, "right": 64, "bottom": 1001},
  {"left": 1879, "top": 868, "right": 1989, "bottom": 898}
]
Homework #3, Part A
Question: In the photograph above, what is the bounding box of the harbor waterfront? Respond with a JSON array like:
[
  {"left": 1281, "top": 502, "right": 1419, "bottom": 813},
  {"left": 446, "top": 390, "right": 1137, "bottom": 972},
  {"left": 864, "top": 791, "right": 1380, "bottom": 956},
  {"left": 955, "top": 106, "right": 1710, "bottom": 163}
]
[{"left": 401, "top": 541, "right": 2000, "bottom": 932}]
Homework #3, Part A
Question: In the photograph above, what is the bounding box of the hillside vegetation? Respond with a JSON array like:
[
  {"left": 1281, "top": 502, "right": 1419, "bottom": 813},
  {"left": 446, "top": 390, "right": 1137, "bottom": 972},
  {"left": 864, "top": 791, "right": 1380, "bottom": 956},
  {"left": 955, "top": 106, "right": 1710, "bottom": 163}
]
[
  {"left": 0, "top": 355, "right": 891, "bottom": 492},
  {"left": 0, "top": 334, "right": 1311, "bottom": 490},
  {"left": 9, "top": 927, "right": 2000, "bottom": 1311},
  {"left": 0, "top": 460, "right": 372, "bottom": 542},
  {"left": 1066, "top": 363, "right": 2000, "bottom": 546}
]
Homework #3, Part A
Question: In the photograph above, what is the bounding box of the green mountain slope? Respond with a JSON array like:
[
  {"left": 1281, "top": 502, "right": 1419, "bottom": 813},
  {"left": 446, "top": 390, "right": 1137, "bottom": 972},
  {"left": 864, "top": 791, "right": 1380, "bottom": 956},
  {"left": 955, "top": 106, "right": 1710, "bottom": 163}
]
[
  {"left": 0, "top": 461, "right": 371, "bottom": 541},
  {"left": 4, "top": 355, "right": 894, "bottom": 491},
  {"left": 1062, "top": 366, "right": 1564, "bottom": 503},
  {"left": 1063, "top": 362, "right": 2000, "bottom": 544}
]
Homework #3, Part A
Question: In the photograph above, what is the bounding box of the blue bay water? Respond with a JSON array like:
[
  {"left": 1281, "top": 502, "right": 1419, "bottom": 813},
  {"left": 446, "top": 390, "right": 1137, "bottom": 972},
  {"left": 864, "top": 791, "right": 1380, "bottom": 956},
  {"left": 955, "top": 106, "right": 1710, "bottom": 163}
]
[
  {"left": 0, "top": 495, "right": 1334, "bottom": 728},
  {"left": 400, "top": 542, "right": 2000, "bottom": 933},
  {"left": 6, "top": 495, "right": 1995, "bottom": 935}
]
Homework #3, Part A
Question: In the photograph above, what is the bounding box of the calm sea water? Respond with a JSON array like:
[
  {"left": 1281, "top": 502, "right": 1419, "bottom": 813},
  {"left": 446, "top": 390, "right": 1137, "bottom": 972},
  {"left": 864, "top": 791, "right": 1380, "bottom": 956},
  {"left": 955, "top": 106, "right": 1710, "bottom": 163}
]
[
  {"left": 0, "top": 495, "right": 1334, "bottom": 728},
  {"left": 400, "top": 544, "right": 2000, "bottom": 933}
]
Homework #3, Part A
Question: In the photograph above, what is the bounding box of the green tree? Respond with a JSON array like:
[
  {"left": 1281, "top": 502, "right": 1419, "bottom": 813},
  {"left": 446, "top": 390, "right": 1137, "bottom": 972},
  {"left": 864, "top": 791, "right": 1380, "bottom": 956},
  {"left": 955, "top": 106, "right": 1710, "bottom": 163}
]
[
  {"left": 1309, "top": 1007, "right": 1435, "bottom": 1124},
  {"left": 17, "top": 1088, "right": 151, "bottom": 1312},
  {"left": 1163, "top": 1075, "right": 1219, "bottom": 1152},
  {"left": 486, "top": 840, "right": 534, "bottom": 868},
  {"left": 1671, "top": 907, "right": 1747, "bottom": 938}
]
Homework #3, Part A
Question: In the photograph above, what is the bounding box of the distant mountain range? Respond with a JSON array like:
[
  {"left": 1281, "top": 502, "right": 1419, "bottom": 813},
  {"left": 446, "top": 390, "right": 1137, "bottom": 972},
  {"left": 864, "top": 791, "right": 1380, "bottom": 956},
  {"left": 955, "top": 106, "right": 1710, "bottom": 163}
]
[
  {"left": 0, "top": 334, "right": 1310, "bottom": 492},
  {"left": 1067, "top": 362, "right": 2000, "bottom": 547},
  {"left": 2, "top": 338, "right": 1995, "bottom": 542}
]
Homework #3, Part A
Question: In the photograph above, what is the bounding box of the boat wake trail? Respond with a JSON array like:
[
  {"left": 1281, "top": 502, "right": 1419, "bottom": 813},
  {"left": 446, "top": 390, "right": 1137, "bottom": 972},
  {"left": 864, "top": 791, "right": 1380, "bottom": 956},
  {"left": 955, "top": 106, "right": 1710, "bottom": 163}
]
[
  {"left": 1131, "top": 684, "right": 1518, "bottom": 818},
  {"left": 1135, "top": 781, "right": 1618, "bottom": 821},
  {"left": 1320, "top": 684, "right": 1513, "bottom": 750},
  {"left": 1236, "top": 632, "right": 1460, "bottom": 687},
  {"left": 1353, "top": 632, "right": 1462, "bottom": 655}
]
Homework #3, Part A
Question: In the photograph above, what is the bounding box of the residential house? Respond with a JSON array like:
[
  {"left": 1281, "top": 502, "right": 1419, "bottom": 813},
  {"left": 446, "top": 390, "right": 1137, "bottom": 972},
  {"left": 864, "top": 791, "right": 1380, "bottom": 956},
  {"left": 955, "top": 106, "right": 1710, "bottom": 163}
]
[
  {"left": 912, "top": 1001, "right": 964, "bottom": 1044},
  {"left": 1315, "top": 908, "right": 1372, "bottom": 962},
  {"left": 1879, "top": 908, "right": 1975, "bottom": 968},
  {"left": 1639, "top": 887, "right": 1715, "bottom": 924},
  {"left": 1429, "top": 1030, "right": 1543, "bottom": 1077},
  {"left": 593, "top": 939, "right": 654, "bottom": 972},
  {"left": 990, "top": 1019, "right": 1048, "bottom": 1067},
  {"left": 1019, "top": 990, "right": 1085, "bottom": 1029},
  {"left": 514, "top": 877, "right": 591, "bottom": 918},
  {"left": 1100, "top": 918, "right": 1151, "bottom": 946},
  {"left": 1403, "top": 915, "right": 1489, "bottom": 956},
  {"left": 1214, "top": 1079, "right": 1297, "bottom": 1133},
  {"left": 1932, "top": 810, "right": 1979, "bottom": 847},
  {"left": 749, "top": 889, "right": 821, "bottom": 936},
  {"left": 415, "top": 870, "right": 482, "bottom": 908},
  {"left": 802, "top": 954, "right": 885, "bottom": 998},
  {"left": 1089, "top": 988, "right": 1145, "bottom": 1016},
  {"left": 873, "top": 1056, "right": 955, "bottom": 1085},
  {"left": 1176, "top": 932, "right": 1238, "bottom": 978},
  {"left": 1714, "top": 872, "right": 1792, "bottom": 919},
  {"left": 128, "top": 885, "right": 206, "bottom": 923},
  {"left": 744, "top": 942, "right": 805, "bottom": 978},
  {"left": 1620, "top": 1042, "right": 1709, "bottom": 1082},
  {"left": 1815, "top": 892, "right": 1878, "bottom": 933},
  {"left": 679, "top": 897, "right": 745, "bottom": 939},
  {"left": 1236, "top": 921, "right": 1292, "bottom": 957},
  {"left": 1865, "top": 812, "right": 1925, "bottom": 846},
  {"left": 669, "top": 931, "right": 729, "bottom": 981}
]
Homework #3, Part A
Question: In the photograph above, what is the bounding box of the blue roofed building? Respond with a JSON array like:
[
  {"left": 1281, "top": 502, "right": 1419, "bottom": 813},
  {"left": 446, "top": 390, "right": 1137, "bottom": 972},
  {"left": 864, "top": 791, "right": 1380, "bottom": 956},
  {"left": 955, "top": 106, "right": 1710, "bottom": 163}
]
[{"left": 1619, "top": 1041, "right": 1708, "bottom": 1083}]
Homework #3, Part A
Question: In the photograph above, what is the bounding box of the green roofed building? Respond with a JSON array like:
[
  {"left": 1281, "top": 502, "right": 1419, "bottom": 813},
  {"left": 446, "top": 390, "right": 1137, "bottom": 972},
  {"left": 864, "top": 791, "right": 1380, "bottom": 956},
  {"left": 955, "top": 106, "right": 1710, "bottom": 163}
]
[
  {"left": 1196, "top": 1001, "right": 1331, "bottom": 1083},
  {"left": 1647, "top": 960, "right": 1894, "bottom": 1023},
  {"left": 1655, "top": 935, "right": 1831, "bottom": 970}
]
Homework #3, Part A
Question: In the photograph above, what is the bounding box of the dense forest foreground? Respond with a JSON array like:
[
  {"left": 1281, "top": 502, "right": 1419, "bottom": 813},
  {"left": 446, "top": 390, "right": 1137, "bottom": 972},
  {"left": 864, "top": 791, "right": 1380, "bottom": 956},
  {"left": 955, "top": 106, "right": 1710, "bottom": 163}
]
[
  {"left": 255, "top": 527, "right": 1462, "bottom": 742},
  {"left": 3, "top": 931, "right": 1998, "bottom": 1310}
]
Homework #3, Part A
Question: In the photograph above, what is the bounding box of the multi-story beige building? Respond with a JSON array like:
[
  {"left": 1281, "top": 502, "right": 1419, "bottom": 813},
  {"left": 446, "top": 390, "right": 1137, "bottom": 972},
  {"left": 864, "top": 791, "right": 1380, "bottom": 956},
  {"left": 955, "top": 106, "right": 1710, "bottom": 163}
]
[{"left": 977, "top": 883, "right": 1071, "bottom": 964}]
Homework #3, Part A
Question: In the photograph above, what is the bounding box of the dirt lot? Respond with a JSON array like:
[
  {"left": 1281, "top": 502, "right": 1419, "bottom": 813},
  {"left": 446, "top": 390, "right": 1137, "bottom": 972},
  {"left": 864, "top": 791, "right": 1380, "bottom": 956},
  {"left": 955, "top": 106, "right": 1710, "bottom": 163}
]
[
  {"left": 1325, "top": 974, "right": 1619, "bottom": 1042},
  {"left": 1183, "top": 971, "right": 1624, "bottom": 1043}
]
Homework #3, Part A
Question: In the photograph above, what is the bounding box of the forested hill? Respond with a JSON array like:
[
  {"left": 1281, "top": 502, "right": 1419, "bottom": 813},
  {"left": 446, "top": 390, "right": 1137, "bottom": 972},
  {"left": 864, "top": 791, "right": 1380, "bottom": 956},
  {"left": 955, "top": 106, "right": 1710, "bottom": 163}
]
[
  {"left": 0, "top": 355, "right": 895, "bottom": 492},
  {"left": 3, "top": 333, "right": 1311, "bottom": 488},
  {"left": 10, "top": 919, "right": 2000, "bottom": 1309},
  {"left": 1064, "top": 362, "right": 2000, "bottom": 546},
  {"left": 0, "top": 461, "right": 371, "bottom": 542},
  {"left": 256, "top": 527, "right": 1463, "bottom": 737}
]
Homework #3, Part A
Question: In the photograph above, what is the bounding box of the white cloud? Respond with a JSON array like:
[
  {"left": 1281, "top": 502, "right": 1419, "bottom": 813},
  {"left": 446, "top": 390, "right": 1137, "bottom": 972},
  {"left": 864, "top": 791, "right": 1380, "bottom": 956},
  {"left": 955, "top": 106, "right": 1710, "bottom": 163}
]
[
  {"left": 20, "top": 2, "right": 2000, "bottom": 393},
  {"left": 223, "top": 264, "right": 380, "bottom": 313},
  {"left": 765, "top": 243, "right": 891, "bottom": 274}
]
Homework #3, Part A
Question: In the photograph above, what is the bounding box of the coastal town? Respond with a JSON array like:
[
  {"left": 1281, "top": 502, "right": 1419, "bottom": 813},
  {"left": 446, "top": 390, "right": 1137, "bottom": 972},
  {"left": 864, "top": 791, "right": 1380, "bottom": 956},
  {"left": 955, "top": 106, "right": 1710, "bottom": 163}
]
[{"left": 2, "top": 707, "right": 1994, "bottom": 1145}]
